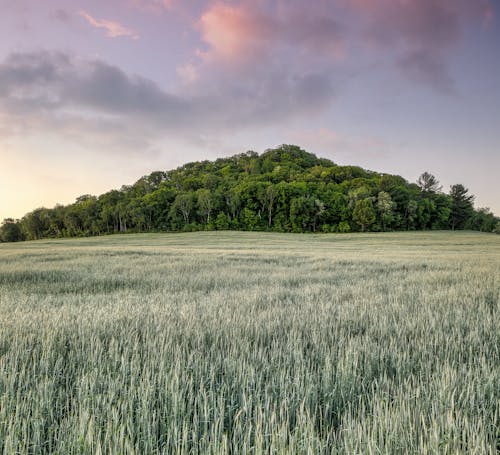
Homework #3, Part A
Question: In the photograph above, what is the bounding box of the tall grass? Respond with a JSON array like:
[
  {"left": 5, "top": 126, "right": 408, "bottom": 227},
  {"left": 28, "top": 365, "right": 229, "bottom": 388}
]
[{"left": 0, "top": 231, "right": 499, "bottom": 453}]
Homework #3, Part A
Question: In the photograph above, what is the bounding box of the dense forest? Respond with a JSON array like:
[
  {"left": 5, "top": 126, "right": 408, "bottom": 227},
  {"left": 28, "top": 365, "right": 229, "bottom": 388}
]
[{"left": 1, "top": 145, "right": 499, "bottom": 242}]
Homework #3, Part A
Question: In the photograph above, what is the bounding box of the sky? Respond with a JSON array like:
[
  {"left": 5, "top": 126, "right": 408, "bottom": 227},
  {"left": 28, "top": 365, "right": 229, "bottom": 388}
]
[{"left": 0, "top": 0, "right": 499, "bottom": 221}]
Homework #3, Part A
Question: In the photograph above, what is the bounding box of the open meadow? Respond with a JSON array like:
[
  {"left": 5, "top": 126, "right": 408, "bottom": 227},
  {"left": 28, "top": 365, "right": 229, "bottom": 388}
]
[{"left": 0, "top": 231, "right": 499, "bottom": 454}]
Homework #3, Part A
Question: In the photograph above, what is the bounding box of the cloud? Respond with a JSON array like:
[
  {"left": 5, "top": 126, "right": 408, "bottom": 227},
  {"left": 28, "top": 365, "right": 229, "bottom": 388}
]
[
  {"left": 0, "top": 1, "right": 494, "bottom": 155},
  {"left": 53, "top": 9, "right": 72, "bottom": 24},
  {"left": 183, "top": 0, "right": 492, "bottom": 95},
  {"left": 0, "top": 43, "right": 342, "bottom": 159},
  {"left": 396, "top": 50, "right": 454, "bottom": 94},
  {"left": 346, "top": 0, "right": 494, "bottom": 92},
  {"left": 174, "top": 0, "right": 347, "bottom": 128},
  {"left": 196, "top": 1, "right": 344, "bottom": 67},
  {"left": 79, "top": 10, "right": 139, "bottom": 39},
  {"left": 0, "top": 51, "right": 189, "bottom": 154}
]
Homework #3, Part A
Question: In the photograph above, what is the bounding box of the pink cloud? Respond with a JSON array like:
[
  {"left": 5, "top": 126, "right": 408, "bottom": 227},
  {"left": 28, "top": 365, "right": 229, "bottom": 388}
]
[
  {"left": 196, "top": 1, "right": 344, "bottom": 67},
  {"left": 197, "top": 2, "right": 271, "bottom": 64},
  {"left": 79, "top": 11, "right": 139, "bottom": 39},
  {"left": 175, "top": 0, "right": 496, "bottom": 101}
]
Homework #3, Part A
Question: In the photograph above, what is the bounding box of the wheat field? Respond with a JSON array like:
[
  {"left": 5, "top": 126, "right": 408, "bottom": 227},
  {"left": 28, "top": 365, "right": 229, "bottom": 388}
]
[{"left": 0, "top": 231, "right": 499, "bottom": 454}]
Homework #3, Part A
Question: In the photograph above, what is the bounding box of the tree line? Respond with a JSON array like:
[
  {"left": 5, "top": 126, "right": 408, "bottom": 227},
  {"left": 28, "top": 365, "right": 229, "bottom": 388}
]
[{"left": 1, "top": 145, "right": 499, "bottom": 242}]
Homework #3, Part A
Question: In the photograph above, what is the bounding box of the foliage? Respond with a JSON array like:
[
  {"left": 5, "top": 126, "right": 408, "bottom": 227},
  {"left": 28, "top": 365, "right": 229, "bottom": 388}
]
[
  {"left": 2, "top": 145, "right": 498, "bottom": 242},
  {"left": 466, "top": 207, "right": 498, "bottom": 232},
  {"left": 352, "top": 198, "right": 376, "bottom": 232},
  {"left": 417, "top": 171, "right": 442, "bottom": 193},
  {"left": 0, "top": 219, "right": 24, "bottom": 242},
  {"left": 449, "top": 184, "right": 474, "bottom": 230},
  {"left": 376, "top": 191, "right": 395, "bottom": 231}
]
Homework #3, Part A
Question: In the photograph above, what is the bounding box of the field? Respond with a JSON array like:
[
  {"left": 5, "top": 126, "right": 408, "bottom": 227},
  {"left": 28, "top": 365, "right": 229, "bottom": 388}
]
[{"left": 0, "top": 231, "right": 499, "bottom": 454}]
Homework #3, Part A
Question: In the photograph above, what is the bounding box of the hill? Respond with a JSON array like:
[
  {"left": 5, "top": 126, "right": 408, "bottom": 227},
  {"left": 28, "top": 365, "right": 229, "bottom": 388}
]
[{"left": 1, "top": 144, "right": 498, "bottom": 241}]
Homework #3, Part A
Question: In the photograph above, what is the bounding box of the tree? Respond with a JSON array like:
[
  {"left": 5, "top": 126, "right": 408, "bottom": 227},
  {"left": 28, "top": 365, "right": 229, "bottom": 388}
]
[
  {"left": 240, "top": 207, "right": 259, "bottom": 230},
  {"left": 142, "top": 186, "right": 175, "bottom": 230},
  {"left": 196, "top": 189, "right": 214, "bottom": 225},
  {"left": 225, "top": 190, "right": 240, "bottom": 221},
  {"left": 117, "top": 201, "right": 129, "bottom": 233},
  {"left": 417, "top": 172, "right": 442, "bottom": 193},
  {"left": 405, "top": 199, "right": 418, "bottom": 230},
  {"left": 449, "top": 184, "right": 474, "bottom": 230},
  {"left": 215, "top": 212, "right": 230, "bottom": 230},
  {"left": 417, "top": 198, "right": 435, "bottom": 230},
  {"left": 348, "top": 186, "right": 371, "bottom": 209},
  {"left": 290, "top": 196, "right": 316, "bottom": 232},
  {"left": 338, "top": 221, "right": 351, "bottom": 233},
  {"left": 467, "top": 207, "right": 497, "bottom": 232},
  {"left": 312, "top": 199, "right": 325, "bottom": 232},
  {"left": 353, "top": 198, "right": 376, "bottom": 232},
  {"left": 0, "top": 219, "right": 24, "bottom": 242},
  {"left": 170, "top": 193, "right": 194, "bottom": 226},
  {"left": 257, "top": 184, "right": 277, "bottom": 228},
  {"left": 20, "top": 208, "right": 52, "bottom": 240},
  {"left": 430, "top": 193, "right": 451, "bottom": 229},
  {"left": 377, "top": 191, "right": 395, "bottom": 231}
]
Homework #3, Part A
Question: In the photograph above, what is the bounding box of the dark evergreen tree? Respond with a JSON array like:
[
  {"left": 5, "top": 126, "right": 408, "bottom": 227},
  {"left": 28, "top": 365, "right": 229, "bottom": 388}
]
[{"left": 449, "top": 184, "right": 474, "bottom": 230}]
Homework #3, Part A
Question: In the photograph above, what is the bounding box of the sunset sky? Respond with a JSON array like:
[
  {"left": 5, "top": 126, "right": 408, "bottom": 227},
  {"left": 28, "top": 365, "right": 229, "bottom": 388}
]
[{"left": 1, "top": 0, "right": 499, "bottom": 221}]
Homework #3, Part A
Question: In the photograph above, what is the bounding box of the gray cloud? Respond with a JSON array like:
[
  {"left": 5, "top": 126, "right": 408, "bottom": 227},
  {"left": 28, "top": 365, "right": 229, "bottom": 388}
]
[
  {"left": 0, "top": 51, "right": 188, "bottom": 118},
  {"left": 0, "top": 46, "right": 339, "bottom": 153},
  {"left": 397, "top": 50, "right": 455, "bottom": 94},
  {"left": 0, "top": 1, "right": 492, "bottom": 154},
  {"left": 53, "top": 9, "right": 72, "bottom": 24},
  {"left": 64, "top": 61, "right": 189, "bottom": 118},
  {"left": 0, "top": 51, "right": 190, "bottom": 153},
  {"left": 0, "top": 51, "right": 68, "bottom": 90},
  {"left": 349, "top": 0, "right": 493, "bottom": 93}
]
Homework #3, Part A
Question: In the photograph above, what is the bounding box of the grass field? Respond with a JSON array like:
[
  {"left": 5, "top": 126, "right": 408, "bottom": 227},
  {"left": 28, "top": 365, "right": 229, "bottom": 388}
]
[{"left": 0, "top": 231, "right": 499, "bottom": 454}]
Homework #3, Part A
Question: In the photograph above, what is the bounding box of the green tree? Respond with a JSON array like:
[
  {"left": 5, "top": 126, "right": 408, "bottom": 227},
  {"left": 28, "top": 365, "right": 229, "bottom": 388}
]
[
  {"left": 449, "top": 184, "right": 474, "bottom": 230},
  {"left": 257, "top": 184, "right": 277, "bottom": 228},
  {"left": 312, "top": 199, "right": 325, "bottom": 232},
  {"left": 196, "top": 189, "right": 214, "bottom": 225},
  {"left": 0, "top": 219, "right": 24, "bottom": 242},
  {"left": 338, "top": 221, "right": 351, "bottom": 233},
  {"left": 417, "top": 198, "right": 435, "bottom": 230},
  {"left": 170, "top": 193, "right": 194, "bottom": 227},
  {"left": 377, "top": 191, "right": 395, "bottom": 231},
  {"left": 20, "top": 208, "right": 51, "bottom": 240},
  {"left": 467, "top": 207, "right": 497, "bottom": 232},
  {"left": 353, "top": 198, "right": 376, "bottom": 232},
  {"left": 225, "top": 190, "right": 240, "bottom": 221},
  {"left": 290, "top": 196, "right": 316, "bottom": 232},
  {"left": 406, "top": 199, "right": 418, "bottom": 230},
  {"left": 240, "top": 208, "right": 259, "bottom": 231},
  {"left": 215, "top": 212, "right": 230, "bottom": 230},
  {"left": 431, "top": 193, "right": 451, "bottom": 229}
]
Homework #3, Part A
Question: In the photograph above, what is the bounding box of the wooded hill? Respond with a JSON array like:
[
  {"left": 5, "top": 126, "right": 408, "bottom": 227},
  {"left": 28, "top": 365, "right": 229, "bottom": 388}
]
[{"left": 1, "top": 145, "right": 499, "bottom": 241}]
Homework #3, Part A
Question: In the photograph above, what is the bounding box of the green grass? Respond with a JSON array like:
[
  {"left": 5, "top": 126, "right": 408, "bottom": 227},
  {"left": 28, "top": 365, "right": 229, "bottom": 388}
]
[{"left": 0, "top": 231, "right": 499, "bottom": 454}]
